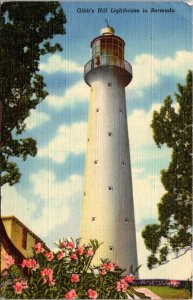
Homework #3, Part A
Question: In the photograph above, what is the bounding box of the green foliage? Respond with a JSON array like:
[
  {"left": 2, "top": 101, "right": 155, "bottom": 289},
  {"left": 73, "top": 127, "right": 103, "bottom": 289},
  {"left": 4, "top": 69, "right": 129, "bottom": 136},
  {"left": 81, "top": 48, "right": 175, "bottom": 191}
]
[
  {"left": 0, "top": 2, "right": 66, "bottom": 186},
  {"left": 142, "top": 71, "right": 192, "bottom": 268},
  {"left": 0, "top": 239, "right": 146, "bottom": 299}
]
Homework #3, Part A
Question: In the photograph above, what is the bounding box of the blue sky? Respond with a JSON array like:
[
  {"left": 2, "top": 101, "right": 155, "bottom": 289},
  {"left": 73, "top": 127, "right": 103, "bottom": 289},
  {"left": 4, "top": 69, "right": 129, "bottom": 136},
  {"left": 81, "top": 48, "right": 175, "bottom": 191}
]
[{"left": 2, "top": 1, "right": 192, "bottom": 279}]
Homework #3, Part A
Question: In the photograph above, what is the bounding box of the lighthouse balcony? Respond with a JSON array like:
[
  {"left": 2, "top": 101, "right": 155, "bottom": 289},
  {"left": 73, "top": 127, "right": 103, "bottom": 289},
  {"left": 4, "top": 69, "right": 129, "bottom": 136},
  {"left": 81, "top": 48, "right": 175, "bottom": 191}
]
[{"left": 84, "top": 55, "right": 132, "bottom": 85}]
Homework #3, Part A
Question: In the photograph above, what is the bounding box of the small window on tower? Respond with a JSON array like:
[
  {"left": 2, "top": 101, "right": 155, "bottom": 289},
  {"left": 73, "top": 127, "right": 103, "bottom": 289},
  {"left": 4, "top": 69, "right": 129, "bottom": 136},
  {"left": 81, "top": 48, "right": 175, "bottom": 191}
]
[
  {"left": 108, "top": 186, "right": 113, "bottom": 191},
  {"left": 88, "top": 138, "right": 90, "bottom": 142},
  {"left": 109, "top": 246, "right": 114, "bottom": 251},
  {"left": 96, "top": 108, "right": 100, "bottom": 112},
  {"left": 94, "top": 160, "right": 98, "bottom": 165},
  {"left": 84, "top": 192, "right": 86, "bottom": 196},
  {"left": 22, "top": 228, "right": 27, "bottom": 249},
  {"left": 119, "top": 109, "right": 122, "bottom": 113},
  {"left": 92, "top": 217, "right": 96, "bottom": 221},
  {"left": 108, "top": 132, "right": 112, "bottom": 136},
  {"left": 125, "top": 218, "right": 129, "bottom": 223},
  {"left": 108, "top": 82, "right": 112, "bottom": 87},
  {"left": 122, "top": 161, "right": 126, "bottom": 166}
]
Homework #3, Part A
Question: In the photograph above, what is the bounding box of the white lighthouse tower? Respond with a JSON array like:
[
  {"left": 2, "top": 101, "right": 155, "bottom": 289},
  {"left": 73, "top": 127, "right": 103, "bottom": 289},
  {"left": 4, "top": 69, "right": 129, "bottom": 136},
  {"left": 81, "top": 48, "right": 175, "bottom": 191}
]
[{"left": 81, "top": 26, "right": 138, "bottom": 273}]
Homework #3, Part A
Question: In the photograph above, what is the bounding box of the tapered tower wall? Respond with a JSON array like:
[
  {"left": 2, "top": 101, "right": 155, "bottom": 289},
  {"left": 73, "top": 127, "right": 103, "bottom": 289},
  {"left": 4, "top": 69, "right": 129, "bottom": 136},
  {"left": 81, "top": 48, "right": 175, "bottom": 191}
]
[{"left": 81, "top": 27, "right": 138, "bottom": 273}]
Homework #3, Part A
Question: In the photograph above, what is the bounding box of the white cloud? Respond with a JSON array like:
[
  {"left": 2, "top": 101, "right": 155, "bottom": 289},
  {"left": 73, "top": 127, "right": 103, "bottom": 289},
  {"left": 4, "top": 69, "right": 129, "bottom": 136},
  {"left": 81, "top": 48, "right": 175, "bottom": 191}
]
[
  {"left": 2, "top": 170, "right": 83, "bottom": 241},
  {"left": 46, "top": 80, "right": 89, "bottom": 109},
  {"left": 25, "top": 110, "right": 51, "bottom": 130},
  {"left": 133, "top": 174, "right": 165, "bottom": 227},
  {"left": 2, "top": 185, "right": 37, "bottom": 230},
  {"left": 44, "top": 50, "right": 192, "bottom": 109},
  {"left": 40, "top": 54, "right": 82, "bottom": 74},
  {"left": 38, "top": 121, "right": 87, "bottom": 163},
  {"left": 29, "top": 170, "right": 84, "bottom": 238},
  {"left": 127, "top": 50, "right": 192, "bottom": 97},
  {"left": 127, "top": 103, "right": 171, "bottom": 165},
  {"left": 185, "top": 1, "right": 193, "bottom": 6},
  {"left": 128, "top": 104, "right": 161, "bottom": 148}
]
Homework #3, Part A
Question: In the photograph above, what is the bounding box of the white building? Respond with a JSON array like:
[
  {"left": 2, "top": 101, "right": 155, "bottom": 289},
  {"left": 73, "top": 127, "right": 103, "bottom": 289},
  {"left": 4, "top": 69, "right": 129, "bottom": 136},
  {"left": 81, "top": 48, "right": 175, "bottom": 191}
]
[{"left": 81, "top": 26, "right": 138, "bottom": 274}]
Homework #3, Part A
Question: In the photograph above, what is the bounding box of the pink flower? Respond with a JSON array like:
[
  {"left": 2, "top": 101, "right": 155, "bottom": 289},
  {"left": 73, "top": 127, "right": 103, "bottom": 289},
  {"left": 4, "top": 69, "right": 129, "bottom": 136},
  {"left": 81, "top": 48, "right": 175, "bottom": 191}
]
[
  {"left": 116, "top": 281, "right": 121, "bottom": 292},
  {"left": 67, "top": 242, "right": 75, "bottom": 249},
  {"left": 40, "top": 268, "right": 53, "bottom": 277},
  {"left": 106, "top": 262, "right": 114, "bottom": 271},
  {"left": 4, "top": 254, "right": 15, "bottom": 269},
  {"left": 21, "top": 259, "right": 39, "bottom": 271},
  {"left": 21, "top": 259, "right": 26, "bottom": 268},
  {"left": 100, "top": 269, "right": 107, "bottom": 275},
  {"left": 44, "top": 251, "right": 54, "bottom": 261},
  {"left": 85, "top": 248, "right": 94, "bottom": 257},
  {"left": 48, "top": 277, "right": 55, "bottom": 286},
  {"left": 116, "top": 279, "right": 128, "bottom": 292},
  {"left": 101, "top": 262, "right": 114, "bottom": 272},
  {"left": 71, "top": 274, "right": 80, "bottom": 283},
  {"left": 13, "top": 281, "right": 28, "bottom": 294},
  {"left": 88, "top": 288, "right": 97, "bottom": 299},
  {"left": 42, "top": 278, "right": 47, "bottom": 284},
  {"left": 40, "top": 268, "right": 55, "bottom": 286},
  {"left": 124, "top": 274, "right": 135, "bottom": 283},
  {"left": 33, "top": 242, "right": 44, "bottom": 253},
  {"left": 77, "top": 245, "right": 84, "bottom": 255},
  {"left": 60, "top": 241, "right": 68, "bottom": 248},
  {"left": 57, "top": 251, "right": 65, "bottom": 260},
  {"left": 65, "top": 289, "right": 77, "bottom": 299},
  {"left": 70, "top": 253, "right": 78, "bottom": 260}
]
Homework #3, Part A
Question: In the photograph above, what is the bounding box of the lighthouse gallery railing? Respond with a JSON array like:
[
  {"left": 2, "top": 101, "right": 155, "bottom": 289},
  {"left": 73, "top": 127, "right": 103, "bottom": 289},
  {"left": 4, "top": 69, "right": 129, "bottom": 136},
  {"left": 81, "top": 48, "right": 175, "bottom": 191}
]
[{"left": 84, "top": 56, "right": 132, "bottom": 77}]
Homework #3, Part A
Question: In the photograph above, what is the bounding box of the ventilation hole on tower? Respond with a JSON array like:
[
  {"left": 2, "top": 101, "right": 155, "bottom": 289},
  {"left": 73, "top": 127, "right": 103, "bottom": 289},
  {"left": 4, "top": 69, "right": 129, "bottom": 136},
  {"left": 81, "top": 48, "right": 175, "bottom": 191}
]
[
  {"left": 88, "top": 138, "right": 90, "bottom": 142},
  {"left": 125, "top": 218, "right": 129, "bottom": 223},
  {"left": 96, "top": 108, "right": 100, "bottom": 112},
  {"left": 119, "top": 109, "right": 122, "bottom": 113},
  {"left": 92, "top": 217, "right": 96, "bottom": 221},
  {"left": 84, "top": 192, "right": 86, "bottom": 196},
  {"left": 108, "top": 186, "right": 113, "bottom": 191},
  {"left": 122, "top": 161, "right": 126, "bottom": 166},
  {"left": 108, "top": 82, "right": 112, "bottom": 87},
  {"left": 109, "top": 246, "right": 114, "bottom": 251},
  {"left": 108, "top": 132, "right": 112, "bottom": 136},
  {"left": 94, "top": 160, "right": 98, "bottom": 165}
]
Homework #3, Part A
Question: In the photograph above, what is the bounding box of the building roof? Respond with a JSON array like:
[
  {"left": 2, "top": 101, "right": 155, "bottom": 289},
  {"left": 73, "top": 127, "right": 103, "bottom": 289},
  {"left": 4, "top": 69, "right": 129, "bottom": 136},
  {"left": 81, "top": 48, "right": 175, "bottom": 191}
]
[{"left": 2, "top": 215, "right": 46, "bottom": 246}]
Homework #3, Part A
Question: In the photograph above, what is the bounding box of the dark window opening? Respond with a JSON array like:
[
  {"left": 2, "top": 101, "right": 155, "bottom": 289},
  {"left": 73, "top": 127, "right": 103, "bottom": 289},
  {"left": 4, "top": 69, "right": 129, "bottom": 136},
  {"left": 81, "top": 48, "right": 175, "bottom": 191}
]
[
  {"left": 119, "top": 109, "right": 122, "bottom": 113},
  {"left": 109, "top": 246, "right": 114, "bottom": 251},
  {"left": 84, "top": 192, "right": 86, "bottom": 196},
  {"left": 108, "top": 82, "right": 112, "bottom": 87},
  {"left": 22, "top": 228, "right": 27, "bottom": 249},
  {"left": 88, "top": 138, "right": 90, "bottom": 142},
  {"left": 125, "top": 218, "right": 129, "bottom": 223},
  {"left": 92, "top": 217, "right": 96, "bottom": 221},
  {"left": 96, "top": 108, "right": 100, "bottom": 112},
  {"left": 122, "top": 161, "right": 125, "bottom": 166},
  {"left": 108, "top": 186, "right": 113, "bottom": 191},
  {"left": 108, "top": 132, "right": 112, "bottom": 136},
  {"left": 94, "top": 160, "right": 98, "bottom": 165}
]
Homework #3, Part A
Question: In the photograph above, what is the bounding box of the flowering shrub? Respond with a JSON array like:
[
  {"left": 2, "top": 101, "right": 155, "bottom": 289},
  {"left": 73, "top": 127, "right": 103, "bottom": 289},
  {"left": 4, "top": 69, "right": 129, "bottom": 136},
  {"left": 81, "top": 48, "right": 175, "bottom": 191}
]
[
  {"left": 1, "top": 239, "right": 147, "bottom": 299},
  {"left": 167, "top": 280, "right": 181, "bottom": 288}
]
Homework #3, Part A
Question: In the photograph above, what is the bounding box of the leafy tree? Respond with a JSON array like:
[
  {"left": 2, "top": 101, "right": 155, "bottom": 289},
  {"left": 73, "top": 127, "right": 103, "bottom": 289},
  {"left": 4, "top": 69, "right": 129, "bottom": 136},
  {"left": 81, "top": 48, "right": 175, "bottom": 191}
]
[
  {"left": 142, "top": 71, "right": 192, "bottom": 269},
  {"left": 0, "top": 2, "right": 66, "bottom": 263}
]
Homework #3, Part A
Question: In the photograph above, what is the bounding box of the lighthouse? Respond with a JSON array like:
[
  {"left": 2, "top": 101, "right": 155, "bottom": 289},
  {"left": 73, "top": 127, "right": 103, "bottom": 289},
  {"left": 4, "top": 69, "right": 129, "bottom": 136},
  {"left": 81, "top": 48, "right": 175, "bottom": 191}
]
[{"left": 81, "top": 26, "right": 138, "bottom": 273}]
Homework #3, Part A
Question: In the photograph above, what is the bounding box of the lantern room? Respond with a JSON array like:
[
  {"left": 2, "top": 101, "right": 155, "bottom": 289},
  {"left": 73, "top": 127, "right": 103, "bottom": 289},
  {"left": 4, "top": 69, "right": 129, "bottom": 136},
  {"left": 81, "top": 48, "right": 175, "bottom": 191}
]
[
  {"left": 84, "top": 26, "right": 132, "bottom": 86},
  {"left": 91, "top": 26, "right": 125, "bottom": 62}
]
